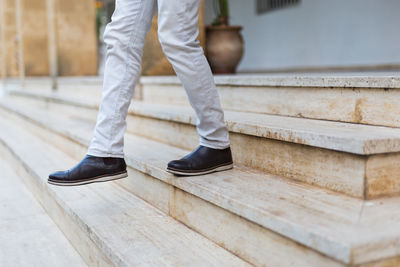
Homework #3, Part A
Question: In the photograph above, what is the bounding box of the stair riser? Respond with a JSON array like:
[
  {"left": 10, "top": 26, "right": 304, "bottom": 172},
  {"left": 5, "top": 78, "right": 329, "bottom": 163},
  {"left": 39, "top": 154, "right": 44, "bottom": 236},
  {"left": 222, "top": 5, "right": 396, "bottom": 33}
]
[
  {"left": 1, "top": 106, "right": 399, "bottom": 267},
  {"left": 142, "top": 84, "right": 400, "bottom": 128},
  {"left": 0, "top": 141, "right": 112, "bottom": 267},
  {"left": 0, "top": 102, "right": 348, "bottom": 266},
  {"left": 120, "top": 169, "right": 345, "bottom": 267},
  {"left": 3, "top": 96, "right": 399, "bottom": 199},
  {"left": 4, "top": 94, "right": 98, "bottom": 123},
  {"left": 51, "top": 83, "right": 142, "bottom": 100},
  {"left": 4, "top": 95, "right": 367, "bottom": 198},
  {"left": 126, "top": 114, "right": 400, "bottom": 199}
]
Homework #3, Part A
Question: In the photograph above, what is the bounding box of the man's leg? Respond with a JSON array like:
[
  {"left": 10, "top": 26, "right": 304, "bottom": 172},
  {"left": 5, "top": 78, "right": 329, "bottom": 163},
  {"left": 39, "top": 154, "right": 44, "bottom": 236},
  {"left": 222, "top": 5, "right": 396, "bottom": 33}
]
[
  {"left": 48, "top": 0, "right": 157, "bottom": 186},
  {"left": 157, "top": 0, "right": 233, "bottom": 175},
  {"left": 88, "top": 0, "right": 156, "bottom": 157}
]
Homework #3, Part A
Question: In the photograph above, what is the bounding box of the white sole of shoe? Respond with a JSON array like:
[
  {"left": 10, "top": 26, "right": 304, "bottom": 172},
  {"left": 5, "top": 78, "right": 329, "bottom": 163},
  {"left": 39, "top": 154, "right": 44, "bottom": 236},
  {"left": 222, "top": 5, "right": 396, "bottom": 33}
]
[
  {"left": 166, "top": 163, "right": 234, "bottom": 176},
  {"left": 48, "top": 171, "right": 128, "bottom": 186}
]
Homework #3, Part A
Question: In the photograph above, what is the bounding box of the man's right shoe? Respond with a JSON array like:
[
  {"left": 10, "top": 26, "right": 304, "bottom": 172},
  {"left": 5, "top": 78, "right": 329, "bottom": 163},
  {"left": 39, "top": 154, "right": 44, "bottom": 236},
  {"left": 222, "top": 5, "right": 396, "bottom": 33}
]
[
  {"left": 167, "top": 145, "right": 233, "bottom": 176},
  {"left": 48, "top": 155, "right": 128, "bottom": 186}
]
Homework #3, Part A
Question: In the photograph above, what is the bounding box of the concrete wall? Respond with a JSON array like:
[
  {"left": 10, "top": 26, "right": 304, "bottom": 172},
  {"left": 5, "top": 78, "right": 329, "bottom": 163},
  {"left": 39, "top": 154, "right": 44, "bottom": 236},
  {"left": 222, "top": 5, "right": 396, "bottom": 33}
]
[
  {"left": 56, "top": 0, "right": 98, "bottom": 76},
  {"left": 205, "top": 0, "right": 400, "bottom": 72},
  {"left": 0, "top": 0, "right": 97, "bottom": 77},
  {"left": 2, "top": 0, "right": 18, "bottom": 77},
  {"left": 22, "top": 0, "right": 49, "bottom": 75}
]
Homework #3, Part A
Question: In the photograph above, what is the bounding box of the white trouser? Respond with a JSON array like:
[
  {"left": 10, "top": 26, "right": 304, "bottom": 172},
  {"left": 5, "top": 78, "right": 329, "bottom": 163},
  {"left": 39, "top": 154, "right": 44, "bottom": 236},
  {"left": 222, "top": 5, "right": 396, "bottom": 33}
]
[{"left": 87, "top": 0, "right": 230, "bottom": 158}]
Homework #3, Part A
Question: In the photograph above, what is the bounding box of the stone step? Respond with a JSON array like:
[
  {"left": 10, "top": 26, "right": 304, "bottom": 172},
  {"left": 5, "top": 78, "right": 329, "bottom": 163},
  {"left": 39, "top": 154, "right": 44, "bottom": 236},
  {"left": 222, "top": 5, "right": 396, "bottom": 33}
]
[
  {"left": 1, "top": 95, "right": 400, "bottom": 266},
  {"left": 140, "top": 74, "right": 400, "bottom": 128},
  {"left": 7, "top": 90, "right": 400, "bottom": 199},
  {"left": 0, "top": 116, "right": 247, "bottom": 266},
  {"left": 7, "top": 73, "right": 400, "bottom": 128},
  {"left": 0, "top": 152, "right": 86, "bottom": 267},
  {"left": 3, "top": 76, "right": 140, "bottom": 100},
  {"left": 10, "top": 88, "right": 400, "bottom": 155}
]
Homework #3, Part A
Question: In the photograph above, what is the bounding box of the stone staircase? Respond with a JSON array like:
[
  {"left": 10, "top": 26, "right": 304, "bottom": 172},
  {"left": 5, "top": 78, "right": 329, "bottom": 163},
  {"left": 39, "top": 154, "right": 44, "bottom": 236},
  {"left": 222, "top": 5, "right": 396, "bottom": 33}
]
[
  {"left": 1, "top": 73, "right": 400, "bottom": 266},
  {"left": 0, "top": 144, "right": 86, "bottom": 267}
]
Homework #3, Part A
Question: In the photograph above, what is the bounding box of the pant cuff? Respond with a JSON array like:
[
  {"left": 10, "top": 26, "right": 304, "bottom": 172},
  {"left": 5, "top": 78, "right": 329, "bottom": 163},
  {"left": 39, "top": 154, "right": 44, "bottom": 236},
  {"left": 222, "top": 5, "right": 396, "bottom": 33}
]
[
  {"left": 199, "top": 139, "right": 231, "bottom": 150},
  {"left": 87, "top": 149, "right": 125, "bottom": 158}
]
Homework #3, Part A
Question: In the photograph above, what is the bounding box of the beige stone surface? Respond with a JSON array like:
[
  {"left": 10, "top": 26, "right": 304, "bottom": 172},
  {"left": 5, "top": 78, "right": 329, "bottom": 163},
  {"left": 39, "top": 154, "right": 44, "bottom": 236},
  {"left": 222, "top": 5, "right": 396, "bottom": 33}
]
[
  {"left": 0, "top": 115, "right": 248, "bottom": 267},
  {"left": 10, "top": 73, "right": 400, "bottom": 129},
  {"left": 3, "top": 0, "right": 18, "bottom": 77},
  {"left": 0, "top": 0, "right": 97, "bottom": 76},
  {"left": 129, "top": 102, "right": 400, "bottom": 155},
  {"left": 360, "top": 256, "right": 400, "bottom": 267},
  {"left": 1, "top": 93, "right": 365, "bottom": 198},
  {"left": 0, "top": 151, "right": 86, "bottom": 267},
  {"left": 140, "top": 74, "right": 400, "bottom": 128},
  {"left": 118, "top": 167, "right": 343, "bottom": 266},
  {"left": 365, "top": 153, "right": 400, "bottom": 198},
  {"left": 55, "top": 0, "right": 98, "bottom": 75},
  {"left": 14, "top": 87, "right": 400, "bottom": 154},
  {"left": 0, "top": 117, "right": 113, "bottom": 267},
  {"left": 0, "top": 104, "right": 349, "bottom": 264},
  {"left": 2, "top": 98, "right": 400, "bottom": 265},
  {"left": 140, "top": 73, "right": 400, "bottom": 88},
  {"left": 169, "top": 186, "right": 344, "bottom": 267},
  {"left": 21, "top": 0, "right": 49, "bottom": 75},
  {"left": 123, "top": 111, "right": 367, "bottom": 198},
  {"left": 9, "top": 83, "right": 400, "bottom": 154},
  {"left": 8, "top": 89, "right": 400, "bottom": 198}
]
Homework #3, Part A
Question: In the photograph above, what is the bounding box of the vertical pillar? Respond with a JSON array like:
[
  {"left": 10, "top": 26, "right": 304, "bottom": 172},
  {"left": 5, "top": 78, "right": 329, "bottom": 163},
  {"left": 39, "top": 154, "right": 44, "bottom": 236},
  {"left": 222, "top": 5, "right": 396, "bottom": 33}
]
[
  {"left": 15, "top": 0, "right": 25, "bottom": 87},
  {"left": 0, "top": 0, "right": 6, "bottom": 86},
  {"left": 46, "top": 0, "right": 58, "bottom": 90}
]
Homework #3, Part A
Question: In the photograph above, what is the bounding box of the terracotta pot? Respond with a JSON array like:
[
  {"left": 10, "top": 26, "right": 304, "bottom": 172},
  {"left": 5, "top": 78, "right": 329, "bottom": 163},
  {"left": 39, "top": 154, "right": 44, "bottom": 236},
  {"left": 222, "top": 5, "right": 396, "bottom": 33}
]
[{"left": 205, "top": 25, "right": 244, "bottom": 74}]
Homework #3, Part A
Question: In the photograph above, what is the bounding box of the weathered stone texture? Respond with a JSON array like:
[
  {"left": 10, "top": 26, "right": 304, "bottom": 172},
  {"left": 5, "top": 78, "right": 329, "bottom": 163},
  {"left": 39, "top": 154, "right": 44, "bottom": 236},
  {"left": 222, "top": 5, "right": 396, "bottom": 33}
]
[
  {"left": 3, "top": 0, "right": 18, "bottom": 76},
  {"left": 56, "top": 0, "right": 97, "bottom": 76},
  {"left": 0, "top": 0, "right": 98, "bottom": 76},
  {"left": 22, "top": 0, "right": 49, "bottom": 75}
]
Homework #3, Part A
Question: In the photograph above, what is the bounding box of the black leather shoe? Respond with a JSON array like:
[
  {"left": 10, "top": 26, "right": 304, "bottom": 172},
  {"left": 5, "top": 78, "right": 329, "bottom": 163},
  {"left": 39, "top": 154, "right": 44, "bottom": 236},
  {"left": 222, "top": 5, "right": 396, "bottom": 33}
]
[
  {"left": 167, "top": 146, "right": 233, "bottom": 176},
  {"left": 48, "top": 155, "right": 128, "bottom": 186}
]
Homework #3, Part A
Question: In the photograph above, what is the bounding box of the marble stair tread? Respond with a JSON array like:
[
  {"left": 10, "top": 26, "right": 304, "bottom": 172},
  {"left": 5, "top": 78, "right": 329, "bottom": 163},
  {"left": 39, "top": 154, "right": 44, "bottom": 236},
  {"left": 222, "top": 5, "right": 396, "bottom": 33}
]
[
  {"left": 0, "top": 116, "right": 248, "bottom": 267},
  {"left": 0, "top": 154, "right": 87, "bottom": 267},
  {"left": 129, "top": 101, "right": 400, "bottom": 155},
  {"left": 2, "top": 97, "right": 400, "bottom": 264},
  {"left": 7, "top": 73, "right": 400, "bottom": 89},
  {"left": 140, "top": 73, "right": 400, "bottom": 88},
  {"left": 8, "top": 89, "right": 400, "bottom": 155}
]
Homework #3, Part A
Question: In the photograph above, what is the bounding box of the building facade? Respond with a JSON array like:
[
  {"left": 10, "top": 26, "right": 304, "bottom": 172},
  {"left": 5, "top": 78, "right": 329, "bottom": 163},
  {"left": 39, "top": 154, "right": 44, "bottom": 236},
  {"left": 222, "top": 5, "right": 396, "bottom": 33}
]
[
  {"left": 205, "top": 0, "right": 400, "bottom": 72},
  {"left": 0, "top": 0, "right": 98, "bottom": 77}
]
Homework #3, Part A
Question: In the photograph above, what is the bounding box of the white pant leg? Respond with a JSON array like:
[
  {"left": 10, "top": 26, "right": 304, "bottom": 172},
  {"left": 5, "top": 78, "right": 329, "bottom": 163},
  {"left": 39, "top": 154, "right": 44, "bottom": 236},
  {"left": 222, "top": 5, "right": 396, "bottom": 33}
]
[
  {"left": 88, "top": 0, "right": 156, "bottom": 158},
  {"left": 157, "top": 0, "right": 230, "bottom": 149}
]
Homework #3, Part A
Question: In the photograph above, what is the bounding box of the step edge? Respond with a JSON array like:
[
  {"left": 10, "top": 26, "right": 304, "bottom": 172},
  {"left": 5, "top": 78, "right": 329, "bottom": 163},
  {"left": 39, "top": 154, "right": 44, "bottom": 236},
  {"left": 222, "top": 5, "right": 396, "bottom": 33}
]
[
  {"left": 5, "top": 95, "right": 400, "bottom": 265},
  {"left": 8, "top": 89, "right": 400, "bottom": 155},
  {"left": 0, "top": 99, "right": 361, "bottom": 264},
  {"left": 0, "top": 117, "right": 247, "bottom": 266},
  {"left": 139, "top": 75, "right": 400, "bottom": 89},
  {"left": 0, "top": 136, "right": 117, "bottom": 266}
]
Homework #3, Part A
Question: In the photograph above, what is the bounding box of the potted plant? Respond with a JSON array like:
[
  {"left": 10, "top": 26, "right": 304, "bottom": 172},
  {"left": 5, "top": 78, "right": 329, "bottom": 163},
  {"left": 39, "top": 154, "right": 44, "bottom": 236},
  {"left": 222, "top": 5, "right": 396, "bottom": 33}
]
[{"left": 205, "top": 0, "right": 244, "bottom": 74}]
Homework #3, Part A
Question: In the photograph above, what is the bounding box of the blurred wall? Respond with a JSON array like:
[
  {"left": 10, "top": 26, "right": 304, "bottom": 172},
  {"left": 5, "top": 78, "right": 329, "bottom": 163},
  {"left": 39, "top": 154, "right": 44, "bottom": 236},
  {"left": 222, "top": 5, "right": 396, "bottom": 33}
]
[
  {"left": 0, "top": 0, "right": 98, "bottom": 77},
  {"left": 141, "top": 0, "right": 206, "bottom": 76},
  {"left": 22, "top": 0, "right": 49, "bottom": 75},
  {"left": 2, "top": 0, "right": 18, "bottom": 76},
  {"left": 56, "top": 0, "right": 97, "bottom": 76},
  {"left": 205, "top": 0, "right": 400, "bottom": 72}
]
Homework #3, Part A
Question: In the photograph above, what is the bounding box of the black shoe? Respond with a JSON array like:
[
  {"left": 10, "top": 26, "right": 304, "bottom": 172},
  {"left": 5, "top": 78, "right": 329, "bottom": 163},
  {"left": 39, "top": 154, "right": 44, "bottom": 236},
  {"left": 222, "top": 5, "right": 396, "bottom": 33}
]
[
  {"left": 48, "top": 155, "right": 128, "bottom": 186},
  {"left": 167, "top": 145, "right": 233, "bottom": 176}
]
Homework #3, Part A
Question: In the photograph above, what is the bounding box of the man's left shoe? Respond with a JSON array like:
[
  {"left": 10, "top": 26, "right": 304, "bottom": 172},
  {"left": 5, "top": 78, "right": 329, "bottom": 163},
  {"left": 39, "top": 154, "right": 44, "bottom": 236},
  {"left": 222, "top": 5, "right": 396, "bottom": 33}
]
[
  {"left": 167, "top": 145, "right": 233, "bottom": 176},
  {"left": 48, "top": 155, "right": 128, "bottom": 186}
]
